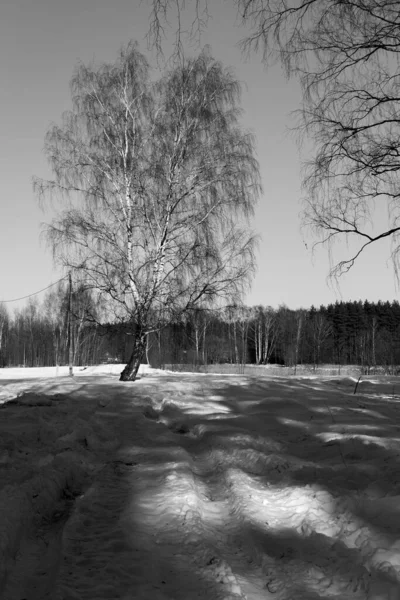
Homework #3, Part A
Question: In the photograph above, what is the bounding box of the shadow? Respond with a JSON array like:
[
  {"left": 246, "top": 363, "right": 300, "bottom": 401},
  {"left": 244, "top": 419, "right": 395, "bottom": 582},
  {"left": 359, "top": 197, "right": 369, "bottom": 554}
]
[
  {"left": 231, "top": 519, "right": 399, "bottom": 598},
  {"left": 3, "top": 372, "right": 400, "bottom": 597},
  {"left": 105, "top": 374, "right": 400, "bottom": 597},
  {"left": 50, "top": 397, "right": 242, "bottom": 600}
]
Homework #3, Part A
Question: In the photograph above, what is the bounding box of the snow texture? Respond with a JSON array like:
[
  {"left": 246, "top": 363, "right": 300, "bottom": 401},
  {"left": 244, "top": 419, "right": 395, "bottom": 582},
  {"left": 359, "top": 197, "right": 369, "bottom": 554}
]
[{"left": 1, "top": 365, "right": 400, "bottom": 598}]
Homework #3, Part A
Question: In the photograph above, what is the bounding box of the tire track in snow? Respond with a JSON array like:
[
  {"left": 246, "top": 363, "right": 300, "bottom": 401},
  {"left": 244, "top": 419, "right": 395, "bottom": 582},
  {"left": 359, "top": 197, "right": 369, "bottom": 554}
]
[
  {"left": 51, "top": 398, "right": 247, "bottom": 600},
  {"left": 2, "top": 499, "right": 73, "bottom": 600},
  {"left": 0, "top": 390, "right": 120, "bottom": 599},
  {"left": 149, "top": 394, "right": 275, "bottom": 598}
]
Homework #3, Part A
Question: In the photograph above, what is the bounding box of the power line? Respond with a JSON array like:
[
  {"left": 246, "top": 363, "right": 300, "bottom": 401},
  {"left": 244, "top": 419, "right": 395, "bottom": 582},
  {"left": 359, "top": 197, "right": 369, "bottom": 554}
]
[{"left": 0, "top": 276, "right": 69, "bottom": 303}]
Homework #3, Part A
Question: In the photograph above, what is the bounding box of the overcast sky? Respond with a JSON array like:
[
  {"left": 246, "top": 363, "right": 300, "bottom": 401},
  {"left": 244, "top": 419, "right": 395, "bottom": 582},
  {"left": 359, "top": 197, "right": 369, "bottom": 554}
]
[{"left": 1, "top": 0, "right": 398, "bottom": 312}]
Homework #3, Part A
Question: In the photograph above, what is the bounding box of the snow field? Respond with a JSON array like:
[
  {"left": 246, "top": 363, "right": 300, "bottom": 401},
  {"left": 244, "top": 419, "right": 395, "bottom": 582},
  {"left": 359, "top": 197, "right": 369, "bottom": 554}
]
[
  {"left": 137, "top": 377, "right": 400, "bottom": 599},
  {"left": 1, "top": 369, "right": 400, "bottom": 598},
  {"left": 0, "top": 373, "right": 133, "bottom": 599}
]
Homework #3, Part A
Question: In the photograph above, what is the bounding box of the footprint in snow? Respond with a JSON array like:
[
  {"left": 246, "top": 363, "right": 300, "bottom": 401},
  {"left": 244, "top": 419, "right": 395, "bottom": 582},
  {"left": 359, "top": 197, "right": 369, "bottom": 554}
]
[
  {"left": 170, "top": 422, "right": 190, "bottom": 434},
  {"left": 143, "top": 406, "right": 159, "bottom": 420},
  {"left": 206, "top": 557, "right": 246, "bottom": 598}
]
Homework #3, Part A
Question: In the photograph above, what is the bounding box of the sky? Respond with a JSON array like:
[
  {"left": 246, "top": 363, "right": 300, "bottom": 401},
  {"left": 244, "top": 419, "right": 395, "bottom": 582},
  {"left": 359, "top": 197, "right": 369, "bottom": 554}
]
[{"left": 1, "top": 0, "right": 399, "bottom": 313}]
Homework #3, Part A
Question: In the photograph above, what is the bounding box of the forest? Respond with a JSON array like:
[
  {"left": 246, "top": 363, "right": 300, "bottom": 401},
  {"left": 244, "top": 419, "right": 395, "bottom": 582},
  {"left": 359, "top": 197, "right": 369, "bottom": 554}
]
[{"left": 1, "top": 282, "right": 400, "bottom": 373}]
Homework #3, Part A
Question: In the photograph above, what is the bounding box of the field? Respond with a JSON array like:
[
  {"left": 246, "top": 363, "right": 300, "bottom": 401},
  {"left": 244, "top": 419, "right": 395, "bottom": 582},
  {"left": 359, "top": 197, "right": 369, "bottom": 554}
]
[
  {"left": 164, "top": 363, "right": 387, "bottom": 377},
  {"left": 1, "top": 365, "right": 400, "bottom": 599}
]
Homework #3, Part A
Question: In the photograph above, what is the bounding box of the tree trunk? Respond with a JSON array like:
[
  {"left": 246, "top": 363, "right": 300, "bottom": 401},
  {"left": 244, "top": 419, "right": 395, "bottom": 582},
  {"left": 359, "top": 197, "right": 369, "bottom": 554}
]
[
  {"left": 254, "top": 322, "right": 260, "bottom": 364},
  {"left": 145, "top": 332, "right": 151, "bottom": 366},
  {"left": 194, "top": 326, "right": 200, "bottom": 365},
  {"left": 202, "top": 324, "right": 207, "bottom": 365},
  {"left": 120, "top": 330, "right": 147, "bottom": 381},
  {"left": 294, "top": 313, "right": 303, "bottom": 376},
  {"left": 0, "top": 321, "right": 3, "bottom": 367},
  {"left": 233, "top": 320, "right": 239, "bottom": 364},
  {"left": 372, "top": 316, "right": 377, "bottom": 368}
]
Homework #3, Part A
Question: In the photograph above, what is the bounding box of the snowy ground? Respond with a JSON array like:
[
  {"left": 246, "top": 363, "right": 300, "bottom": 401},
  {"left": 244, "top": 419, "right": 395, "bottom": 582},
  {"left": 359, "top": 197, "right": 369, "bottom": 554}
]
[{"left": 1, "top": 366, "right": 400, "bottom": 599}]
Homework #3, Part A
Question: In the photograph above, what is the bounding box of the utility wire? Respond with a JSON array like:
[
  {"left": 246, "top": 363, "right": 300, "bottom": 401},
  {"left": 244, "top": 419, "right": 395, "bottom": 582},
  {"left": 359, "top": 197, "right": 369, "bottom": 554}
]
[{"left": 0, "top": 275, "right": 69, "bottom": 303}]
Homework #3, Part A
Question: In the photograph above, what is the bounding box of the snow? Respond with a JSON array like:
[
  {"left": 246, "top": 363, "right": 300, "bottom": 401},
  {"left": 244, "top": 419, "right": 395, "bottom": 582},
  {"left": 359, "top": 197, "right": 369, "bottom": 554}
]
[{"left": 1, "top": 366, "right": 400, "bottom": 598}]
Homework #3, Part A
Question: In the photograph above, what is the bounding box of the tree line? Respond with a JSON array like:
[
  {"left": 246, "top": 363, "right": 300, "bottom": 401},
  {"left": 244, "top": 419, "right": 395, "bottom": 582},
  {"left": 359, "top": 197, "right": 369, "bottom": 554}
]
[
  {"left": 2, "top": 288, "right": 400, "bottom": 373},
  {"left": 150, "top": 301, "right": 400, "bottom": 373}
]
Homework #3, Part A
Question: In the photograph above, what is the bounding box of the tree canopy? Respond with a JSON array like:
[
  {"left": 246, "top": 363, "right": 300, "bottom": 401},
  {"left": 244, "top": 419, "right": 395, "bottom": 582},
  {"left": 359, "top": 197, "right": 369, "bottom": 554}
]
[{"left": 148, "top": 0, "right": 400, "bottom": 279}]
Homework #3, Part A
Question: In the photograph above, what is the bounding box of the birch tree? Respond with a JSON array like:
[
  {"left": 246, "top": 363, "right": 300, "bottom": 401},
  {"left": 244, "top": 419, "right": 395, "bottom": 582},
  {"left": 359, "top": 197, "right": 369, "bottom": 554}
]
[{"left": 34, "top": 42, "right": 261, "bottom": 381}]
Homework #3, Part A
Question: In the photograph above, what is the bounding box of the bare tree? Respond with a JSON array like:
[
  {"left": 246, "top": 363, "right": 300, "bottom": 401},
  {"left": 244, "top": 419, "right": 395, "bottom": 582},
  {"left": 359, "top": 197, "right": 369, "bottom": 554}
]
[
  {"left": 148, "top": 0, "right": 400, "bottom": 279},
  {"left": 293, "top": 309, "right": 306, "bottom": 375},
  {"left": 34, "top": 42, "right": 261, "bottom": 381},
  {"left": 308, "top": 310, "right": 332, "bottom": 370},
  {"left": 0, "top": 303, "right": 8, "bottom": 367},
  {"left": 187, "top": 307, "right": 212, "bottom": 366},
  {"left": 249, "top": 305, "right": 264, "bottom": 364},
  {"left": 237, "top": 304, "right": 252, "bottom": 366},
  {"left": 249, "top": 305, "right": 277, "bottom": 364},
  {"left": 222, "top": 304, "right": 240, "bottom": 364},
  {"left": 70, "top": 284, "right": 99, "bottom": 366},
  {"left": 262, "top": 305, "right": 277, "bottom": 364},
  {"left": 42, "top": 282, "right": 67, "bottom": 366}
]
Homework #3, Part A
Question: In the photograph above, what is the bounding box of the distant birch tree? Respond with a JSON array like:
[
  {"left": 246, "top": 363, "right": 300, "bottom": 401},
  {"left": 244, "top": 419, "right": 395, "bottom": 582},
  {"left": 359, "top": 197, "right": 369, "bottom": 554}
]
[
  {"left": 308, "top": 309, "right": 332, "bottom": 370},
  {"left": 42, "top": 283, "right": 67, "bottom": 367},
  {"left": 0, "top": 303, "right": 8, "bottom": 367},
  {"left": 249, "top": 305, "right": 277, "bottom": 364},
  {"left": 34, "top": 42, "right": 261, "bottom": 381}
]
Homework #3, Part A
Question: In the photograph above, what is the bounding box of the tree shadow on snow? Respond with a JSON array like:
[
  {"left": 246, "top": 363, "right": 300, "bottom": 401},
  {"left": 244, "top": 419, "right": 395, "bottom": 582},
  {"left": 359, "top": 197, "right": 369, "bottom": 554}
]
[
  {"left": 128, "top": 375, "right": 400, "bottom": 596},
  {"left": 54, "top": 391, "right": 240, "bottom": 600},
  {"left": 4, "top": 373, "right": 400, "bottom": 598}
]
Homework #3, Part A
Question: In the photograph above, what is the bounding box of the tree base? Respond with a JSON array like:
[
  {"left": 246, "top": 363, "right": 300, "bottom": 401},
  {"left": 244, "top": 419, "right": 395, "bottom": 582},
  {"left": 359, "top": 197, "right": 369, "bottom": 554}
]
[
  {"left": 119, "top": 372, "right": 136, "bottom": 381},
  {"left": 119, "top": 356, "right": 142, "bottom": 381},
  {"left": 119, "top": 330, "right": 147, "bottom": 382}
]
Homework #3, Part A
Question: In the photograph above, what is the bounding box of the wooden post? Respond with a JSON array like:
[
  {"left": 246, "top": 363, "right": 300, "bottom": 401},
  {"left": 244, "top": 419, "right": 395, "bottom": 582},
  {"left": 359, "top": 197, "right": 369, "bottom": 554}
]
[{"left": 68, "top": 271, "right": 74, "bottom": 377}]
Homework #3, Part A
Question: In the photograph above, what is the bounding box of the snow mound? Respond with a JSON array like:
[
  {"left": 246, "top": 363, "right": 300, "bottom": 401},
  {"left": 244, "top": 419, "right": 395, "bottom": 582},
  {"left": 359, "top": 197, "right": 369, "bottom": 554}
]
[
  {"left": 143, "top": 405, "right": 159, "bottom": 420},
  {"left": 0, "top": 453, "right": 89, "bottom": 593}
]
